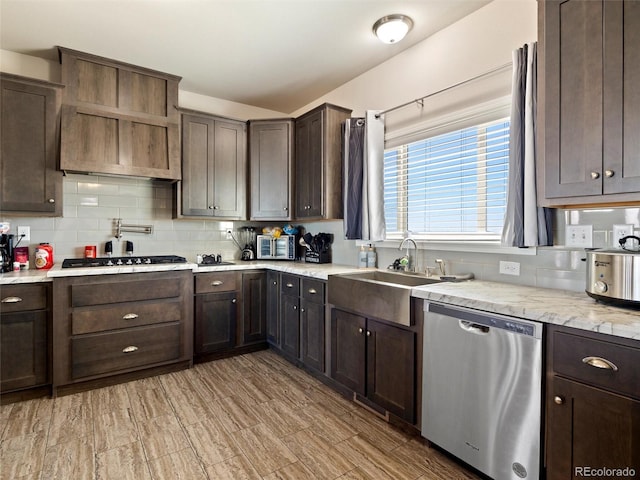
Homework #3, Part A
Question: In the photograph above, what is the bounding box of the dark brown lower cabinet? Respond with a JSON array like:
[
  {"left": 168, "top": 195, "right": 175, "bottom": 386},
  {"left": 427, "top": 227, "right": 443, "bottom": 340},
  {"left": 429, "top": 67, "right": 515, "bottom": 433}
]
[
  {"left": 195, "top": 291, "right": 237, "bottom": 354},
  {"left": 242, "top": 271, "right": 266, "bottom": 344},
  {"left": 52, "top": 271, "right": 193, "bottom": 393},
  {"left": 300, "top": 297, "right": 325, "bottom": 372},
  {"left": 1, "top": 310, "right": 48, "bottom": 392},
  {"left": 331, "top": 307, "right": 416, "bottom": 423},
  {"left": 546, "top": 325, "right": 640, "bottom": 479},
  {"left": 281, "top": 293, "right": 300, "bottom": 358},
  {"left": 546, "top": 376, "right": 640, "bottom": 479},
  {"left": 1, "top": 283, "right": 50, "bottom": 395},
  {"left": 266, "top": 271, "right": 280, "bottom": 345}
]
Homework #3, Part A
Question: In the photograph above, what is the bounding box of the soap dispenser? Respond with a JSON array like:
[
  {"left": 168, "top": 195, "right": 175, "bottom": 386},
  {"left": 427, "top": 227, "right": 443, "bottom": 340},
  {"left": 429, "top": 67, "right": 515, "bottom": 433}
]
[
  {"left": 358, "top": 245, "right": 368, "bottom": 268},
  {"left": 366, "top": 244, "right": 377, "bottom": 268}
]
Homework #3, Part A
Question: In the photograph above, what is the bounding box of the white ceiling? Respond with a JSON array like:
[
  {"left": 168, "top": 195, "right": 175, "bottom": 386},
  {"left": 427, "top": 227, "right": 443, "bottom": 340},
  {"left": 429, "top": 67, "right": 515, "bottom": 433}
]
[{"left": 0, "top": 0, "right": 491, "bottom": 114}]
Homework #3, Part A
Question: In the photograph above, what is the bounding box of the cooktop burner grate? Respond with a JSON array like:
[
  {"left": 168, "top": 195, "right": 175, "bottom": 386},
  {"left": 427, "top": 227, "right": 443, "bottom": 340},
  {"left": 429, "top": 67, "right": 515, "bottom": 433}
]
[{"left": 62, "top": 255, "right": 188, "bottom": 268}]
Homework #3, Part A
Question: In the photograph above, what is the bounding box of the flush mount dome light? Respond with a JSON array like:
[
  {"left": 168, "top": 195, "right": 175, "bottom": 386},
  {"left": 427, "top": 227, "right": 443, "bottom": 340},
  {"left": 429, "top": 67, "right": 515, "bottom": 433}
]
[{"left": 373, "top": 14, "right": 413, "bottom": 44}]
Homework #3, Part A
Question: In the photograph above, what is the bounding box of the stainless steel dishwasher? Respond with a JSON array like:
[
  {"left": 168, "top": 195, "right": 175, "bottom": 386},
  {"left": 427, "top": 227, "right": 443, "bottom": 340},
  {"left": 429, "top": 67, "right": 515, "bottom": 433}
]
[{"left": 421, "top": 302, "right": 543, "bottom": 480}]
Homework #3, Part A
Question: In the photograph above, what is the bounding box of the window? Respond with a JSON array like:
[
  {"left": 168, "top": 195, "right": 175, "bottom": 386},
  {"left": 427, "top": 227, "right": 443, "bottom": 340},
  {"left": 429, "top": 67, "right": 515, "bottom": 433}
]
[{"left": 384, "top": 117, "right": 509, "bottom": 241}]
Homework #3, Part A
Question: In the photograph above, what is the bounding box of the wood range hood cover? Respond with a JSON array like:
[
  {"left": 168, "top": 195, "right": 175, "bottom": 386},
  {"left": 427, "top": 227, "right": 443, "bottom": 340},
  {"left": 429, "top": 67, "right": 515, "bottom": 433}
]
[{"left": 57, "top": 47, "right": 182, "bottom": 182}]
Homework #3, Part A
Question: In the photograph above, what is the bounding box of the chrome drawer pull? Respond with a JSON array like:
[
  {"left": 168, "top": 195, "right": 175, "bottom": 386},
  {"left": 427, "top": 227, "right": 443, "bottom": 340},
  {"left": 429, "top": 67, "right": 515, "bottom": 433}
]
[
  {"left": 308, "top": 288, "right": 317, "bottom": 294},
  {"left": 286, "top": 283, "right": 294, "bottom": 288},
  {"left": 1, "top": 296, "right": 23, "bottom": 303},
  {"left": 122, "top": 313, "right": 139, "bottom": 320},
  {"left": 122, "top": 346, "right": 139, "bottom": 353},
  {"left": 582, "top": 356, "right": 618, "bottom": 371},
  {"left": 211, "top": 280, "right": 223, "bottom": 286}
]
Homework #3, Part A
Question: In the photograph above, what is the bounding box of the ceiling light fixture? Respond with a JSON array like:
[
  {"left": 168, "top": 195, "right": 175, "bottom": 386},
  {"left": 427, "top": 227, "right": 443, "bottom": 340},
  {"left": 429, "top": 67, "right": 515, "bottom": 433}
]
[{"left": 373, "top": 14, "right": 413, "bottom": 44}]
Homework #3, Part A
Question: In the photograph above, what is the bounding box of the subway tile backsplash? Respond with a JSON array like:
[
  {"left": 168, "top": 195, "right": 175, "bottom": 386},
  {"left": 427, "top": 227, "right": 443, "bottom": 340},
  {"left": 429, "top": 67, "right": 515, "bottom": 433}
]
[
  {"left": 2, "top": 173, "right": 638, "bottom": 293},
  {"left": 4, "top": 174, "right": 241, "bottom": 262}
]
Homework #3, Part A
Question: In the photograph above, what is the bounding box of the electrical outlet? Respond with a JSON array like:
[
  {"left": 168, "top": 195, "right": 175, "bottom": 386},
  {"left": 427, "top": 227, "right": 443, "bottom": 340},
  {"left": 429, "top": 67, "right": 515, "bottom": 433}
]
[
  {"left": 613, "top": 224, "right": 634, "bottom": 248},
  {"left": 226, "top": 230, "right": 233, "bottom": 240},
  {"left": 499, "top": 261, "right": 520, "bottom": 276},
  {"left": 17, "top": 225, "right": 30, "bottom": 242},
  {"left": 565, "top": 225, "right": 593, "bottom": 248}
]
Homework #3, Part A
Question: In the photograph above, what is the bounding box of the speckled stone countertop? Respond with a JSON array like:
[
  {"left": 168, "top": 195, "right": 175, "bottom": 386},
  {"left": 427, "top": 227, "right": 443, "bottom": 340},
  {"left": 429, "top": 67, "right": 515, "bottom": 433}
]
[
  {"left": 0, "top": 261, "right": 362, "bottom": 284},
  {"left": 412, "top": 280, "right": 640, "bottom": 341}
]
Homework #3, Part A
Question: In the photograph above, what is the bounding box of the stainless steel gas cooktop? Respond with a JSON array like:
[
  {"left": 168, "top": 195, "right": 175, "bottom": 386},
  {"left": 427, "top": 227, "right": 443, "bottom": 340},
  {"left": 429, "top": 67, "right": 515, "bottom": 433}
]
[{"left": 61, "top": 255, "right": 188, "bottom": 268}]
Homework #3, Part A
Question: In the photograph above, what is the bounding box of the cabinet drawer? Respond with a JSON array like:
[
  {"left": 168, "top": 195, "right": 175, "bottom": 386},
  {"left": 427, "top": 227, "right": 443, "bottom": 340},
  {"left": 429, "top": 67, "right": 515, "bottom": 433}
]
[
  {"left": 71, "top": 323, "right": 181, "bottom": 379},
  {"left": 71, "top": 278, "right": 181, "bottom": 307},
  {"left": 552, "top": 330, "right": 640, "bottom": 399},
  {"left": 0, "top": 284, "right": 48, "bottom": 312},
  {"left": 195, "top": 272, "right": 237, "bottom": 293},
  {"left": 281, "top": 274, "right": 300, "bottom": 297},
  {"left": 72, "top": 299, "right": 182, "bottom": 335},
  {"left": 302, "top": 278, "right": 325, "bottom": 303}
]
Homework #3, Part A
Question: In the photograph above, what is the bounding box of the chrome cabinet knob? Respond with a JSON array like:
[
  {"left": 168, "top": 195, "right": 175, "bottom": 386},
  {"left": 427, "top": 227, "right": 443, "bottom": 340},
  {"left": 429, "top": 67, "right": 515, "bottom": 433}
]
[
  {"left": 231, "top": 298, "right": 237, "bottom": 303},
  {"left": 366, "top": 331, "right": 371, "bottom": 337},
  {"left": 48, "top": 198, "right": 55, "bottom": 203},
  {"left": 300, "top": 308, "right": 305, "bottom": 313},
  {"left": 358, "top": 328, "right": 364, "bottom": 334},
  {"left": 605, "top": 170, "right": 614, "bottom": 178},
  {"left": 554, "top": 396, "right": 564, "bottom": 405},
  {"left": 293, "top": 305, "right": 297, "bottom": 310},
  {"left": 283, "top": 207, "right": 288, "bottom": 211},
  {"left": 208, "top": 205, "right": 214, "bottom": 209},
  {"left": 591, "top": 171, "right": 600, "bottom": 180}
]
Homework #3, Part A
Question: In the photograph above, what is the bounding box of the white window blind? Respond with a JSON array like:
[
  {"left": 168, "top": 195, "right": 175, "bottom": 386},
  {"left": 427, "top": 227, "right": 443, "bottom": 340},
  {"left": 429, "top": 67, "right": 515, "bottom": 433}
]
[{"left": 384, "top": 117, "right": 510, "bottom": 240}]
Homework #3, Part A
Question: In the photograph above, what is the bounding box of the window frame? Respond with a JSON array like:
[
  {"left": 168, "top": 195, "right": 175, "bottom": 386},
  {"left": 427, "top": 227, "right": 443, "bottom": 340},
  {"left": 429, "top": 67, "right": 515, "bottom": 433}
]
[{"left": 383, "top": 96, "right": 512, "bottom": 243}]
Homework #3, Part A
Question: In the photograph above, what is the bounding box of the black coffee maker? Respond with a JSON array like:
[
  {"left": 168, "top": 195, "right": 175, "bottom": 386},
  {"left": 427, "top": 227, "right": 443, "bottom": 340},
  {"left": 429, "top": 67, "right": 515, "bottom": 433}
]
[{"left": 0, "top": 234, "right": 14, "bottom": 273}]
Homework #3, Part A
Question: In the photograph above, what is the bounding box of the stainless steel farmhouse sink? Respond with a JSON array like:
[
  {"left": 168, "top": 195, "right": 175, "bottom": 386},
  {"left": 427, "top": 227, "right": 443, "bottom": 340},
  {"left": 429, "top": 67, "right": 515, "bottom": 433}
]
[{"left": 328, "top": 270, "right": 442, "bottom": 326}]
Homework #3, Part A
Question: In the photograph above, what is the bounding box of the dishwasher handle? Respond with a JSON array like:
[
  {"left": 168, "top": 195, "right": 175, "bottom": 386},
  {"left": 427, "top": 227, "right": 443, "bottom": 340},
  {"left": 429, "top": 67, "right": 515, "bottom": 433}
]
[{"left": 459, "top": 320, "right": 490, "bottom": 335}]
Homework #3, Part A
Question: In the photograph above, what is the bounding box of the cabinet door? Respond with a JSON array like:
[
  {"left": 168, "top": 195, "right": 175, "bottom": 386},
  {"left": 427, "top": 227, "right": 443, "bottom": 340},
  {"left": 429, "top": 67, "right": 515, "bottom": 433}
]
[
  {"left": 281, "top": 294, "right": 300, "bottom": 358},
  {"left": 1, "top": 311, "right": 48, "bottom": 392},
  {"left": 295, "top": 110, "right": 323, "bottom": 218},
  {"left": 212, "top": 120, "right": 246, "bottom": 218},
  {"left": 1, "top": 75, "right": 62, "bottom": 215},
  {"left": 242, "top": 272, "right": 266, "bottom": 344},
  {"left": 194, "top": 291, "right": 237, "bottom": 354},
  {"left": 182, "top": 114, "right": 214, "bottom": 216},
  {"left": 366, "top": 319, "right": 416, "bottom": 423},
  {"left": 603, "top": 0, "right": 640, "bottom": 194},
  {"left": 544, "top": 0, "right": 604, "bottom": 198},
  {"left": 249, "top": 120, "right": 293, "bottom": 220},
  {"left": 266, "top": 271, "right": 280, "bottom": 345},
  {"left": 181, "top": 114, "right": 247, "bottom": 219},
  {"left": 546, "top": 376, "right": 640, "bottom": 480},
  {"left": 301, "top": 298, "right": 325, "bottom": 372},
  {"left": 330, "top": 308, "right": 366, "bottom": 395}
]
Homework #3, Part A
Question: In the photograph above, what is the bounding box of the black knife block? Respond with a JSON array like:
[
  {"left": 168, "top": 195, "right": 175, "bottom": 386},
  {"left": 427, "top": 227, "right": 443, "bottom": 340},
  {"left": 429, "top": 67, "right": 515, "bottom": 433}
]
[{"left": 305, "top": 251, "right": 331, "bottom": 264}]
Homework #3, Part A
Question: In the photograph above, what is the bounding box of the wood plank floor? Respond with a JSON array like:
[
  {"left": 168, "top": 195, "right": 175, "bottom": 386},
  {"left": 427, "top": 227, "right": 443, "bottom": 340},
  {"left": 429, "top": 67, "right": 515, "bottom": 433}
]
[{"left": 1, "top": 350, "right": 479, "bottom": 479}]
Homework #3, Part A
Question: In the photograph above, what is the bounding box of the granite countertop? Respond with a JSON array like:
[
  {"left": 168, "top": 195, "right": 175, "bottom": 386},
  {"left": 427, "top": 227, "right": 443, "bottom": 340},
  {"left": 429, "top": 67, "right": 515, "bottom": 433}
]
[
  {"left": 412, "top": 280, "right": 640, "bottom": 341},
  {"left": 0, "top": 260, "right": 362, "bottom": 283}
]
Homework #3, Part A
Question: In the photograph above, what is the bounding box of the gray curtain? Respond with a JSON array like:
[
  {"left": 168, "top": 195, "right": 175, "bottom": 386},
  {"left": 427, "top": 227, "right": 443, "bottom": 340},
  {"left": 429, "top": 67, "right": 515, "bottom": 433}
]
[
  {"left": 502, "top": 42, "right": 553, "bottom": 247},
  {"left": 343, "top": 110, "right": 386, "bottom": 241}
]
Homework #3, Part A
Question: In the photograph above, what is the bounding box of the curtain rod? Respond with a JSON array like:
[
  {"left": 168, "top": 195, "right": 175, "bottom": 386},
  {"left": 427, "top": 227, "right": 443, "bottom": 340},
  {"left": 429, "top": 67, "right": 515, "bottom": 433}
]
[{"left": 375, "top": 62, "right": 512, "bottom": 119}]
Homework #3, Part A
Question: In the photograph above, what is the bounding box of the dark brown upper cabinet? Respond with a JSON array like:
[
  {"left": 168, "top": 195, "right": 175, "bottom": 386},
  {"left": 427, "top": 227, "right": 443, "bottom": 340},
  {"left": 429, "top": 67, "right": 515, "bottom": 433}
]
[
  {"left": 295, "top": 103, "right": 351, "bottom": 220},
  {"left": 538, "top": 0, "right": 640, "bottom": 206},
  {"left": 58, "top": 47, "right": 181, "bottom": 180},
  {"left": 248, "top": 119, "right": 294, "bottom": 221},
  {"left": 1, "top": 73, "right": 63, "bottom": 216},
  {"left": 178, "top": 110, "right": 247, "bottom": 219}
]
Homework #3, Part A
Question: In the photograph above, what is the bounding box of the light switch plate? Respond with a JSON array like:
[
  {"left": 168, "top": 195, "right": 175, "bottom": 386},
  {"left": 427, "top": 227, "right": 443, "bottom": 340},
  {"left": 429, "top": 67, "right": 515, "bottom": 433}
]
[
  {"left": 565, "top": 225, "right": 593, "bottom": 248},
  {"left": 613, "top": 224, "right": 635, "bottom": 248}
]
